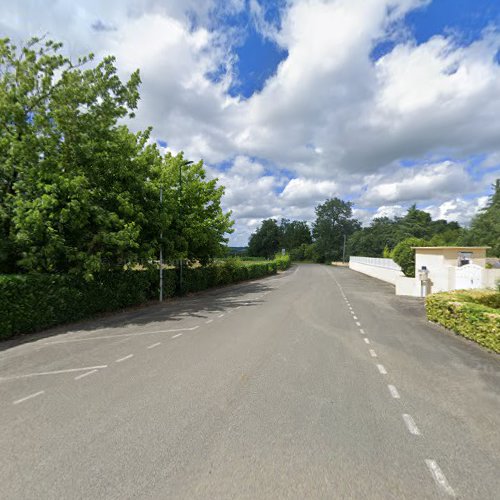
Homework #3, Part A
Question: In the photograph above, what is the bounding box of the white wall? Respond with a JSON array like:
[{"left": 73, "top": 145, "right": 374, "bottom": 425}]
[
  {"left": 395, "top": 276, "right": 420, "bottom": 297},
  {"left": 484, "top": 268, "right": 500, "bottom": 289},
  {"left": 349, "top": 259, "right": 404, "bottom": 285}
]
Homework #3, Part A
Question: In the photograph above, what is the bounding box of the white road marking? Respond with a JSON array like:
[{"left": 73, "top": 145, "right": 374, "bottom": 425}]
[
  {"left": 353, "top": 315, "right": 358, "bottom": 320},
  {"left": 171, "top": 333, "right": 183, "bottom": 339},
  {"left": 236, "top": 306, "right": 241, "bottom": 309},
  {"left": 205, "top": 319, "right": 213, "bottom": 324},
  {"left": 218, "top": 314, "right": 224, "bottom": 318},
  {"left": 359, "top": 328, "right": 365, "bottom": 334},
  {"left": 13, "top": 390, "right": 45, "bottom": 405},
  {"left": 364, "top": 338, "right": 370, "bottom": 344},
  {"left": 44, "top": 326, "right": 199, "bottom": 345},
  {"left": 0, "top": 365, "right": 108, "bottom": 382},
  {"left": 425, "top": 459, "right": 456, "bottom": 497},
  {"left": 388, "top": 384, "right": 400, "bottom": 399},
  {"left": 74, "top": 369, "right": 98, "bottom": 380},
  {"left": 402, "top": 414, "right": 421, "bottom": 435},
  {"left": 369, "top": 349, "right": 377, "bottom": 357},
  {"left": 377, "top": 364, "right": 387, "bottom": 374},
  {"left": 147, "top": 342, "right": 161, "bottom": 349},
  {"left": 356, "top": 321, "right": 361, "bottom": 327},
  {"left": 115, "top": 354, "right": 133, "bottom": 363}
]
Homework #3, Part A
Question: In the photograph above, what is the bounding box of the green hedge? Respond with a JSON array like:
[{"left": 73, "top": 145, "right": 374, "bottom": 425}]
[
  {"left": 0, "top": 257, "right": 290, "bottom": 340},
  {"left": 426, "top": 290, "right": 500, "bottom": 353}
]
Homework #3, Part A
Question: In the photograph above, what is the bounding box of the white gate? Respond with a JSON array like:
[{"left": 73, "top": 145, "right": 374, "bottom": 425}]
[{"left": 455, "top": 264, "right": 483, "bottom": 290}]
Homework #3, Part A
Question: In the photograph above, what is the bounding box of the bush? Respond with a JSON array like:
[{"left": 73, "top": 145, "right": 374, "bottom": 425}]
[
  {"left": 0, "top": 270, "right": 158, "bottom": 340},
  {"left": 391, "top": 237, "right": 427, "bottom": 277},
  {"left": 426, "top": 290, "right": 500, "bottom": 353},
  {"left": 1, "top": 256, "right": 289, "bottom": 340}
]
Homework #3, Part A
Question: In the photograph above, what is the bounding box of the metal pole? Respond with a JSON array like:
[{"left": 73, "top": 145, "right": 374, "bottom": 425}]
[
  {"left": 159, "top": 186, "right": 163, "bottom": 302},
  {"left": 342, "top": 234, "right": 347, "bottom": 263},
  {"left": 179, "top": 163, "right": 183, "bottom": 293}
]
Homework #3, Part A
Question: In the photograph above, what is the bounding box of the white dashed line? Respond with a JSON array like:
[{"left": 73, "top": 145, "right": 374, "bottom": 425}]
[
  {"left": 115, "top": 354, "right": 133, "bottom": 363},
  {"left": 353, "top": 315, "right": 358, "bottom": 320},
  {"left": 218, "top": 314, "right": 225, "bottom": 318},
  {"left": 402, "top": 414, "right": 421, "bottom": 435},
  {"left": 364, "top": 338, "right": 370, "bottom": 344},
  {"left": 369, "top": 349, "right": 377, "bottom": 357},
  {"left": 171, "top": 333, "right": 183, "bottom": 339},
  {"left": 13, "top": 390, "right": 45, "bottom": 405},
  {"left": 147, "top": 342, "right": 161, "bottom": 349},
  {"left": 236, "top": 306, "right": 241, "bottom": 309},
  {"left": 0, "top": 365, "right": 108, "bottom": 381},
  {"left": 74, "top": 369, "right": 98, "bottom": 380},
  {"left": 44, "top": 326, "right": 199, "bottom": 345},
  {"left": 425, "top": 459, "right": 456, "bottom": 497},
  {"left": 377, "top": 364, "right": 387, "bottom": 375},
  {"left": 355, "top": 321, "right": 361, "bottom": 327},
  {"left": 359, "top": 329, "right": 365, "bottom": 334},
  {"left": 388, "top": 384, "right": 400, "bottom": 399},
  {"left": 205, "top": 319, "right": 213, "bottom": 324}
]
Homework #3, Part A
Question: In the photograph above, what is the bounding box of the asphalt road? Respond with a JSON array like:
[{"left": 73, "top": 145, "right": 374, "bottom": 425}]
[{"left": 1, "top": 264, "right": 499, "bottom": 499}]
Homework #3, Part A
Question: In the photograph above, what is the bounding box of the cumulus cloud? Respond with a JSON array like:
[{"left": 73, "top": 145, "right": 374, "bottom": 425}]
[{"left": 2, "top": 0, "right": 499, "bottom": 245}]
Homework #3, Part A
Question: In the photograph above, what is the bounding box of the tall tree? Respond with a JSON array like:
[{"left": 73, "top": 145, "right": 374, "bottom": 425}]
[
  {"left": 461, "top": 179, "right": 500, "bottom": 256},
  {"left": 279, "top": 218, "right": 312, "bottom": 251},
  {"left": 248, "top": 219, "right": 281, "bottom": 258},
  {"left": 312, "top": 198, "right": 360, "bottom": 262}
]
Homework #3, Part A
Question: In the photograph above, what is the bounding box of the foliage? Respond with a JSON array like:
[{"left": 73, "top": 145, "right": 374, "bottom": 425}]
[
  {"left": 0, "top": 270, "right": 159, "bottom": 338},
  {"left": 426, "top": 290, "right": 500, "bottom": 353},
  {"left": 289, "top": 242, "right": 320, "bottom": 262},
  {"left": 247, "top": 219, "right": 282, "bottom": 258},
  {"left": 347, "top": 208, "right": 462, "bottom": 258},
  {"left": 460, "top": 180, "right": 500, "bottom": 256},
  {"left": 273, "top": 253, "right": 291, "bottom": 270},
  {"left": 0, "top": 37, "right": 233, "bottom": 276},
  {"left": 0, "top": 256, "right": 288, "bottom": 339},
  {"left": 391, "top": 237, "right": 427, "bottom": 277},
  {"left": 279, "top": 219, "right": 312, "bottom": 251},
  {"left": 312, "top": 198, "right": 360, "bottom": 263},
  {"left": 155, "top": 152, "right": 233, "bottom": 266}
]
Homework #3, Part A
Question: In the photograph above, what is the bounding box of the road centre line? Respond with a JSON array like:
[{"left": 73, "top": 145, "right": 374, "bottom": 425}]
[
  {"left": 147, "top": 342, "right": 161, "bottom": 349},
  {"left": 364, "top": 338, "right": 370, "bottom": 344},
  {"left": 74, "top": 369, "right": 98, "bottom": 380},
  {"left": 218, "top": 314, "right": 225, "bottom": 318},
  {"left": 171, "top": 333, "right": 183, "bottom": 339},
  {"left": 44, "top": 326, "right": 199, "bottom": 345},
  {"left": 205, "top": 319, "right": 213, "bottom": 324},
  {"left": 369, "top": 349, "right": 377, "bottom": 357},
  {"left": 353, "top": 315, "right": 358, "bottom": 320},
  {"left": 13, "top": 390, "right": 45, "bottom": 405},
  {"left": 377, "top": 364, "right": 387, "bottom": 374},
  {"left": 359, "top": 328, "right": 365, "bottom": 334},
  {"left": 403, "top": 414, "right": 421, "bottom": 435},
  {"left": 388, "top": 384, "right": 400, "bottom": 399},
  {"left": 115, "top": 354, "right": 133, "bottom": 363},
  {"left": 356, "top": 321, "right": 361, "bottom": 327},
  {"left": 425, "top": 460, "right": 456, "bottom": 497},
  {"left": 1, "top": 365, "right": 108, "bottom": 382}
]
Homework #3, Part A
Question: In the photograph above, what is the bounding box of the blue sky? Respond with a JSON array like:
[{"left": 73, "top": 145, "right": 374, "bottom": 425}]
[{"left": 2, "top": 0, "right": 499, "bottom": 245}]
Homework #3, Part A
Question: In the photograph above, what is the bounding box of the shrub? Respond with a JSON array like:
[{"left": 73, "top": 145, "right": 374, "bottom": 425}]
[
  {"left": 391, "top": 237, "right": 427, "bottom": 277},
  {"left": 426, "top": 290, "right": 500, "bottom": 353},
  {"left": 0, "top": 256, "right": 288, "bottom": 340}
]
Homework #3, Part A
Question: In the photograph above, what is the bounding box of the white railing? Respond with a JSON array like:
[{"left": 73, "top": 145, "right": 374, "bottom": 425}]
[{"left": 349, "top": 256, "right": 401, "bottom": 271}]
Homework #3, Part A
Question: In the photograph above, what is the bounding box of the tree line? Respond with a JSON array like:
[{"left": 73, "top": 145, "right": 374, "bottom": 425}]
[
  {"left": 0, "top": 37, "right": 233, "bottom": 277},
  {"left": 247, "top": 180, "right": 500, "bottom": 267}
]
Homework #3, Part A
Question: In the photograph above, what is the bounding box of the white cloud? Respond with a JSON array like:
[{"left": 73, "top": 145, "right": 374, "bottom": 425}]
[
  {"left": 423, "top": 196, "right": 489, "bottom": 225},
  {"left": 2, "top": 0, "right": 499, "bottom": 245}
]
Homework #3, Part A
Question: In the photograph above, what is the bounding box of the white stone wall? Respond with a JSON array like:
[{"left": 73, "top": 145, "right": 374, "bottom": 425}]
[{"left": 349, "top": 258, "right": 404, "bottom": 285}]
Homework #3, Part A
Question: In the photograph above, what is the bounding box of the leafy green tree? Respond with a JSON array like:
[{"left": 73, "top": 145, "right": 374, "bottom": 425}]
[
  {"left": 248, "top": 219, "right": 281, "bottom": 258},
  {"left": 312, "top": 198, "right": 361, "bottom": 262},
  {"left": 460, "top": 180, "right": 500, "bottom": 256},
  {"left": 347, "top": 217, "right": 399, "bottom": 258},
  {"left": 156, "top": 153, "right": 233, "bottom": 265},
  {"left": 279, "top": 219, "right": 312, "bottom": 251},
  {"left": 391, "top": 237, "right": 427, "bottom": 277}
]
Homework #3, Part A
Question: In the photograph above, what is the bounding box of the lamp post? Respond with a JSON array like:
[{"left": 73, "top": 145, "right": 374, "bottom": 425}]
[{"left": 342, "top": 233, "right": 347, "bottom": 263}]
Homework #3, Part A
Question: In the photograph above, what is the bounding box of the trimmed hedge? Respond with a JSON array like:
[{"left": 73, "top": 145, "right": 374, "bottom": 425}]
[
  {"left": 0, "top": 257, "right": 290, "bottom": 340},
  {"left": 426, "top": 290, "right": 500, "bottom": 353}
]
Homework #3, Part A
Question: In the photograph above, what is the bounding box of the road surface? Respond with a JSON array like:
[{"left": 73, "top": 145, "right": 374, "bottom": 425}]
[{"left": 1, "top": 264, "right": 499, "bottom": 499}]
